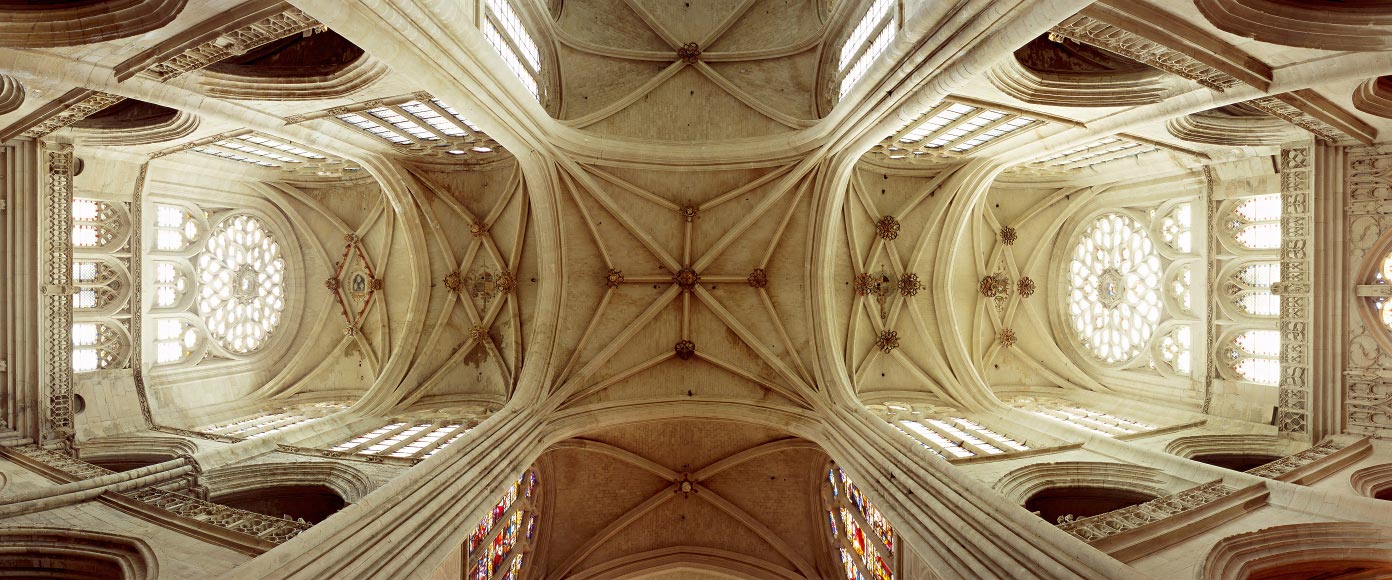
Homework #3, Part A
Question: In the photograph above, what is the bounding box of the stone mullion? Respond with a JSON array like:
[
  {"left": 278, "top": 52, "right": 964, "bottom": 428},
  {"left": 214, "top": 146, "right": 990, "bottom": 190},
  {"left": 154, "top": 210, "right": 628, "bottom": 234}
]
[
  {"left": 235, "top": 414, "right": 307, "bottom": 438},
  {"left": 415, "top": 422, "right": 473, "bottom": 457},
  {"left": 344, "top": 421, "right": 416, "bottom": 454},
  {"left": 894, "top": 418, "right": 955, "bottom": 456},
  {"left": 419, "top": 100, "right": 480, "bottom": 140},
  {"left": 890, "top": 101, "right": 951, "bottom": 143},
  {"left": 825, "top": 407, "right": 1143, "bottom": 580},
  {"left": 380, "top": 421, "right": 439, "bottom": 456},
  {"left": 386, "top": 105, "right": 451, "bottom": 142},
  {"left": 38, "top": 143, "right": 74, "bottom": 446},
  {"left": 465, "top": 487, "right": 525, "bottom": 567},
  {"left": 1275, "top": 140, "right": 1315, "bottom": 440}
]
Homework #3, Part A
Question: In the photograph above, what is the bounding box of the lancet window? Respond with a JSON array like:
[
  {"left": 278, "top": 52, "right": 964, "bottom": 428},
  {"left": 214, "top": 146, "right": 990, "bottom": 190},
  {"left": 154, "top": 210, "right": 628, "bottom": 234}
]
[
  {"left": 1227, "top": 194, "right": 1281, "bottom": 250},
  {"left": 836, "top": 0, "right": 897, "bottom": 99},
  {"left": 72, "top": 322, "right": 127, "bottom": 373},
  {"left": 465, "top": 469, "right": 539, "bottom": 580},
  {"left": 825, "top": 465, "right": 895, "bottom": 580},
  {"left": 1212, "top": 192, "right": 1281, "bottom": 385},
  {"left": 71, "top": 198, "right": 132, "bottom": 372},
  {"left": 483, "top": 0, "right": 542, "bottom": 100},
  {"left": 1223, "top": 329, "right": 1280, "bottom": 385}
]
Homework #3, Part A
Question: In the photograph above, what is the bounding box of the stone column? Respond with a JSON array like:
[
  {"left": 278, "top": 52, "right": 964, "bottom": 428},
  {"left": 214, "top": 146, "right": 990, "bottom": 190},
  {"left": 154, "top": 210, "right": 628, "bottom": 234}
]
[
  {"left": 1274, "top": 140, "right": 1344, "bottom": 441},
  {"left": 817, "top": 404, "right": 1143, "bottom": 580},
  {"left": 216, "top": 405, "right": 547, "bottom": 579},
  {"left": 1, "top": 140, "right": 39, "bottom": 444},
  {"left": 37, "top": 142, "right": 74, "bottom": 447}
]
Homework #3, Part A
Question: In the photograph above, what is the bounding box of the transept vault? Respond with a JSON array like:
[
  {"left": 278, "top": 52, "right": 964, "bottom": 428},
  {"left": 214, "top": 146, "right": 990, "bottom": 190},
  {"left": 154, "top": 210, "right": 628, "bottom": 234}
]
[{"left": 1, "top": 0, "right": 1391, "bottom": 579}]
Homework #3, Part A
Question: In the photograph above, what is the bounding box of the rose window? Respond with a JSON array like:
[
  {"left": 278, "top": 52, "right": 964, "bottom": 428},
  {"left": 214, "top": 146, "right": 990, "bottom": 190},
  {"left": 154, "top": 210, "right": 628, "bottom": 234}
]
[
  {"left": 198, "top": 215, "right": 286, "bottom": 354},
  {"left": 1067, "top": 213, "right": 1163, "bottom": 363}
]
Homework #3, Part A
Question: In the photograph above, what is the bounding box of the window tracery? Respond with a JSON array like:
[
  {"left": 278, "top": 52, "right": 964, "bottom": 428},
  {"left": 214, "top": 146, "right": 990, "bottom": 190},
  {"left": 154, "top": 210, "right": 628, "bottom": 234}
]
[
  {"left": 71, "top": 198, "right": 132, "bottom": 373},
  {"left": 1224, "top": 329, "right": 1280, "bottom": 385},
  {"left": 1067, "top": 213, "right": 1163, "bottom": 364},
  {"left": 837, "top": 0, "right": 897, "bottom": 99},
  {"left": 72, "top": 199, "right": 124, "bottom": 249},
  {"left": 1227, "top": 194, "right": 1281, "bottom": 250},
  {"left": 484, "top": 0, "right": 542, "bottom": 100},
  {"left": 153, "top": 261, "right": 191, "bottom": 308},
  {"left": 1158, "top": 325, "right": 1193, "bottom": 375},
  {"left": 197, "top": 214, "right": 286, "bottom": 354},
  {"left": 154, "top": 203, "right": 200, "bottom": 251},
  {"left": 466, "top": 470, "right": 539, "bottom": 580},
  {"left": 1161, "top": 202, "right": 1193, "bottom": 253},
  {"left": 154, "top": 318, "right": 198, "bottom": 365},
  {"left": 72, "top": 321, "right": 127, "bottom": 372},
  {"left": 1229, "top": 262, "right": 1280, "bottom": 317},
  {"left": 826, "top": 465, "right": 895, "bottom": 580},
  {"left": 1211, "top": 192, "right": 1281, "bottom": 386}
]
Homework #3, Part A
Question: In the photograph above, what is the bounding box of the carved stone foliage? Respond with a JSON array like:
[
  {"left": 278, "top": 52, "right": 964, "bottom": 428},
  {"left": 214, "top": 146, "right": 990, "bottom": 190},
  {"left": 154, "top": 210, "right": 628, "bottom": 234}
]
[
  {"left": 127, "top": 487, "right": 313, "bottom": 544},
  {"left": 1278, "top": 142, "right": 1314, "bottom": 437},
  {"left": 40, "top": 145, "right": 75, "bottom": 443},
  {"left": 674, "top": 340, "right": 696, "bottom": 360},
  {"left": 1049, "top": 14, "right": 1241, "bottom": 92},
  {"left": 21, "top": 91, "right": 125, "bottom": 140},
  {"left": 1243, "top": 439, "right": 1347, "bottom": 479},
  {"left": 747, "top": 269, "right": 768, "bottom": 289},
  {"left": 1057, "top": 481, "right": 1238, "bottom": 542},
  {"left": 875, "top": 330, "right": 900, "bottom": 353},
  {"left": 1345, "top": 147, "right": 1392, "bottom": 440},
  {"left": 326, "top": 234, "right": 381, "bottom": 336},
  {"left": 119, "top": 6, "right": 323, "bottom": 82},
  {"left": 897, "top": 273, "right": 920, "bottom": 297},
  {"left": 999, "top": 328, "right": 1017, "bottom": 348},
  {"left": 875, "top": 216, "right": 900, "bottom": 240}
]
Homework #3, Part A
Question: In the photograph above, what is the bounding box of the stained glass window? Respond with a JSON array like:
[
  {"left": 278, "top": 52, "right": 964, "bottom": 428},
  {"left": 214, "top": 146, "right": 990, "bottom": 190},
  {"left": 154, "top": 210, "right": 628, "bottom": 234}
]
[
  {"left": 1067, "top": 213, "right": 1163, "bottom": 364},
  {"left": 838, "top": 0, "right": 897, "bottom": 99},
  {"left": 467, "top": 470, "right": 538, "bottom": 580},
  {"left": 826, "top": 466, "right": 894, "bottom": 580},
  {"left": 154, "top": 318, "right": 198, "bottom": 364},
  {"left": 198, "top": 214, "right": 286, "bottom": 354}
]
